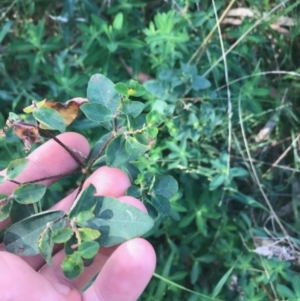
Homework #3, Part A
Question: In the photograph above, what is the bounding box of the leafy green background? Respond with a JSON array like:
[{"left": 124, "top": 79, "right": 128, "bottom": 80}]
[{"left": 1, "top": 0, "right": 300, "bottom": 300}]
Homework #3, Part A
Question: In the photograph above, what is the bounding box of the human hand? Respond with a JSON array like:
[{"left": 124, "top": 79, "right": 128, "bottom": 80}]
[{"left": 0, "top": 132, "right": 156, "bottom": 301}]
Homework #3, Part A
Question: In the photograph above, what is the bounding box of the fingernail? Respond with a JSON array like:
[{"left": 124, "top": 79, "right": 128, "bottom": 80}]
[{"left": 53, "top": 282, "right": 72, "bottom": 295}]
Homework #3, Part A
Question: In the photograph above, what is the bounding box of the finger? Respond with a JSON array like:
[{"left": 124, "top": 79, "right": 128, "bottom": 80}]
[
  {"left": 83, "top": 238, "right": 156, "bottom": 301},
  {"left": 51, "top": 166, "right": 132, "bottom": 212},
  {"left": 0, "top": 251, "right": 81, "bottom": 301},
  {"left": 19, "top": 166, "right": 132, "bottom": 270},
  {"left": 0, "top": 132, "right": 90, "bottom": 229},
  {"left": 40, "top": 195, "right": 148, "bottom": 291},
  {"left": 0, "top": 132, "right": 90, "bottom": 193}
]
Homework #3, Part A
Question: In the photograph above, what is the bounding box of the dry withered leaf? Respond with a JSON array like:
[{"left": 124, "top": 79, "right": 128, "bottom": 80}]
[
  {"left": 24, "top": 98, "right": 88, "bottom": 127},
  {"left": 5, "top": 117, "right": 41, "bottom": 152},
  {"left": 13, "top": 122, "right": 41, "bottom": 152}
]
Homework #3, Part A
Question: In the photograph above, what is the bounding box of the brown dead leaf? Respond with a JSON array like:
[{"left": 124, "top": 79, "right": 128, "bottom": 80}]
[
  {"left": 13, "top": 122, "right": 41, "bottom": 152},
  {"left": 5, "top": 117, "right": 41, "bottom": 152},
  {"left": 42, "top": 98, "right": 88, "bottom": 126},
  {"left": 222, "top": 8, "right": 296, "bottom": 35}
]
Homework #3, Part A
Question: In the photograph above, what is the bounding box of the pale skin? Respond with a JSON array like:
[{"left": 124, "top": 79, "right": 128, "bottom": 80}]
[{"left": 0, "top": 132, "right": 156, "bottom": 301}]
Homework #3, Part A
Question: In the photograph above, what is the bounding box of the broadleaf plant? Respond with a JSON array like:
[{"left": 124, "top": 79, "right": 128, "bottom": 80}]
[{"left": 0, "top": 73, "right": 178, "bottom": 279}]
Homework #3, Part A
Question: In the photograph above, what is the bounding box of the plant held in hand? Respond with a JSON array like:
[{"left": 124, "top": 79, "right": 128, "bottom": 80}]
[{"left": 0, "top": 74, "right": 178, "bottom": 279}]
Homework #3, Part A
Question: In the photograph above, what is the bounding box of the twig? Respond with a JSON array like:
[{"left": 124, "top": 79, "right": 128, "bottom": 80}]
[
  {"left": 8, "top": 171, "right": 81, "bottom": 185},
  {"left": 39, "top": 129, "right": 84, "bottom": 168}
]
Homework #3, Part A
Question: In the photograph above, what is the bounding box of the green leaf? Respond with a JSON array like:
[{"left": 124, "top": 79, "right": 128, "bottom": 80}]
[
  {"left": 126, "top": 186, "right": 142, "bottom": 198},
  {"left": 209, "top": 174, "right": 225, "bottom": 191},
  {"left": 276, "top": 284, "right": 295, "bottom": 299},
  {"left": 292, "top": 275, "right": 300, "bottom": 297},
  {"left": 88, "top": 132, "right": 112, "bottom": 168},
  {"left": 13, "top": 184, "right": 46, "bottom": 204},
  {"left": 87, "top": 74, "right": 120, "bottom": 114},
  {"left": 230, "top": 167, "right": 249, "bottom": 178},
  {"left": 191, "top": 75, "right": 211, "bottom": 90},
  {"left": 125, "top": 136, "right": 149, "bottom": 156},
  {"left": 80, "top": 103, "right": 113, "bottom": 123},
  {"left": 64, "top": 233, "right": 78, "bottom": 255},
  {"left": 151, "top": 194, "right": 171, "bottom": 216},
  {"left": 76, "top": 211, "right": 95, "bottom": 224},
  {"left": 62, "top": 252, "right": 84, "bottom": 279},
  {"left": 78, "top": 241, "right": 99, "bottom": 259},
  {"left": 106, "top": 135, "right": 131, "bottom": 167},
  {"left": 6, "top": 158, "right": 29, "bottom": 180},
  {"left": 88, "top": 196, "right": 154, "bottom": 247},
  {"left": 191, "top": 262, "right": 200, "bottom": 284},
  {"left": 153, "top": 175, "right": 178, "bottom": 199},
  {"left": 122, "top": 101, "right": 144, "bottom": 117},
  {"left": 0, "top": 194, "right": 12, "bottom": 222},
  {"left": 78, "top": 228, "right": 101, "bottom": 241},
  {"left": 113, "top": 12, "right": 123, "bottom": 30},
  {"left": 68, "top": 184, "right": 97, "bottom": 219},
  {"left": 38, "top": 226, "right": 54, "bottom": 265},
  {"left": 212, "top": 266, "right": 234, "bottom": 298},
  {"left": 8, "top": 112, "right": 20, "bottom": 122},
  {"left": 128, "top": 80, "right": 146, "bottom": 97},
  {"left": 4, "top": 210, "right": 66, "bottom": 256},
  {"left": 0, "top": 20, "right": 14, "bottom": 44},
  {"left": 52, "top": 227, "right": 74, "bottom": 243},
  {"left": 114, "top": 83, "right": 128, "bottom": 96},
  {"left": 146, "top": 110, "right": 163, "bottom": 127},
  {"left": 33, "top": 107, "right": 66, "bottom": 132},
  {"left": 147, "top": 127, "right": 158, "bottom": 138},
  {"left": 9, "top": 202, "right": 35, "bottom": 223}
]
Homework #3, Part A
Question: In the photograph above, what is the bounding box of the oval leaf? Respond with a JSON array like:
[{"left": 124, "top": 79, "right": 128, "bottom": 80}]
[
  {"left": 69, "top": 184, "right": 97, "bottom": 219},
  {"left": 89, "top": 196, "right": 154, "bottom": 247},
  {"left": 153, "top": 175, "right": 178, "bottom": 199},
  {"left": 0, "top": 194, "right": 12, "bottom": 222},
  {"left": 78, "top": 241, "right": 99, "bottom": 259},
  {"left": 6, "top": 158, "right": 29, "bottom": 180},
  {"left": 4, "top": 210, "right": 66, "bottom": 256},
  {"left": 114, "top": 82, "right": 128, "bottom": 96},
  {"left": 33, "top": 106, "right": 66, "bottom": 132},
  {"left": 122, "top": 101, "right": 144, "bottom": 117},
  {"left": 78, "top": 228, "right": 101, "bottom": 242},
  {"left": 87, "top": 74, "right": 120, "bottom": 114},
  {"left": 106, "top": 135, "right": 131, "bottom": 167},
  {"left": 13, "top": 183, "right": 46, "bottom": 204},
  {"left": 62, "top": 252, "right": 83, "bottom": 279},
  {"left": 38, "top": 226, "right": 54, "bottom": 265},
  {"left": 52, "top": 227, "right": 74, "bottom": 243},
  {"left": 151, "top": 194, "right": 171, "bottom": 216},
  {"left": 80, "top": 103, "right": 113, "bottom": 122}
]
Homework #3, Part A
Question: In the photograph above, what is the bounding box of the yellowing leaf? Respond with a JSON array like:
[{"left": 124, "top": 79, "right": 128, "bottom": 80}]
[
  {"left": 24, "top": 98, "right": 88, "bottom": 127},
  {"left": 23, "top": 99, "right": 46, "bottom": 113},
  {"left": 43, "top": 101, "right": 80, "bottom": 126}
]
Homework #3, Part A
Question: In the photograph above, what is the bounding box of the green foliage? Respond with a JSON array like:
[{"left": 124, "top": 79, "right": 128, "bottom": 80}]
[
  {"left": 6, "top": 158, "right": 29, "bottom": 180},
  {"left": 13, "top": 183, "right": 46, "bottom": 204},
  {"left": 1, "top": 0, "right": 300, "bottom": 299},
  {"left": 0, "top": 73, "right": 171, "bottom": 279},
  {"left": 33, "top": 106, "right": 66, "bottom": 132}
]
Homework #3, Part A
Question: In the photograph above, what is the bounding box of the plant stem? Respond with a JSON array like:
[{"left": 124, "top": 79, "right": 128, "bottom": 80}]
[
  {"left": 86, "top": 134, "right": 115, "bottom": 170},
  {"left": 8, "top": 171, "right": 81, "bottom": 185},
  {"left": 39, "top": 129, "right": 84, "bottom": 168},
  {"left": 75, "top": 133, "right": 115, "bottom": 198}
]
